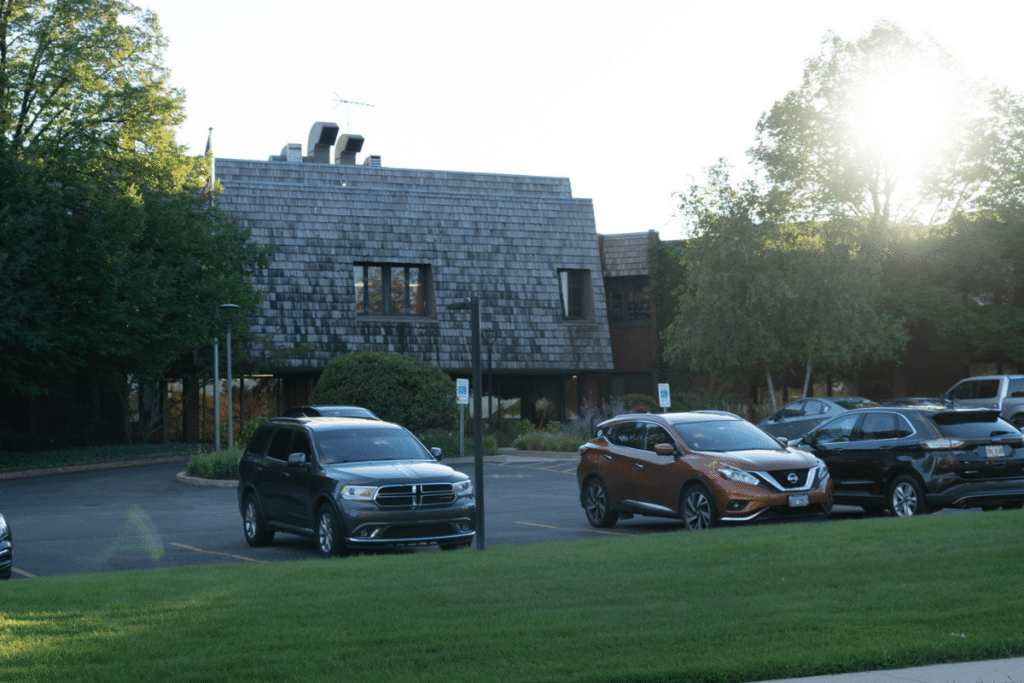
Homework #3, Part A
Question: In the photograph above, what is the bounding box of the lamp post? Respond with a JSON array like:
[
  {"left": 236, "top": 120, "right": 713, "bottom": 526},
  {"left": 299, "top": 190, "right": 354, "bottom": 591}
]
[
  {"left": 216, "top": 303, "right": 241, "bottom": 449},
  {"left": 481, "top": 328, "right": 498, "bottom": 435},
  {"left": 447, "top": 296, "right": 484, "bottom": 550}
]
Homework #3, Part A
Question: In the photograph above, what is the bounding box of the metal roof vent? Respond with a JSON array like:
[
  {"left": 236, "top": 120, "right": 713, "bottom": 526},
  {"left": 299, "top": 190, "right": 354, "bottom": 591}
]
[
  {"left": 307, "top": 122, "right": 340, "bottom": 164},
  {"left": 283, "top": 143, "right": 302, "bottom": 163},
  {"left": 334, "top": 134, "right": 364, "bottom": 165},
  {"left": 362, "top": 155, "right": 381, "bottom": 167}
]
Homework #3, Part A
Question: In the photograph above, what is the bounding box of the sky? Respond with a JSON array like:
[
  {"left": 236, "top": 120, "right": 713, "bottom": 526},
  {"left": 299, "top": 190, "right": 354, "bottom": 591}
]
[{"left": 140, "top": 0, "right": 1024, "bottom": 240}]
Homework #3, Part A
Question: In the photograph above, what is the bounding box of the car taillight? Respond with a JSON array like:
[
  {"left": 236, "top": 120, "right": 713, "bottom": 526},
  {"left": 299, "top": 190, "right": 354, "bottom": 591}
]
[{"left": 922, "top": 437, "right": 965, "bottom": 450}]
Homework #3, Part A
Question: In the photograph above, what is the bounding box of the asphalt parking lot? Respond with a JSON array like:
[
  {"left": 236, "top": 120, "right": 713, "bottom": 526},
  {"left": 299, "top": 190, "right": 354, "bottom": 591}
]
[{"left": 0, "top": 455, "right": 968, "bottom": 579}]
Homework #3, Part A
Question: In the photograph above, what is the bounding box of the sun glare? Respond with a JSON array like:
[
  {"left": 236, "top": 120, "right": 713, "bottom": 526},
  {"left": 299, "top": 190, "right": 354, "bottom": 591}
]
[{"left": 848, "top": 60, "right": 956, "bottom": 175}]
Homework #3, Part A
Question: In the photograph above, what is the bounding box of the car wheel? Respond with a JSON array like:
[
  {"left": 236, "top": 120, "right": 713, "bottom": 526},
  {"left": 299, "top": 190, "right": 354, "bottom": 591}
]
[
  {"left": 316, "top": 505, "right": 345, "bottom": 558},
  {"left": 242, "top": 494, "right": 274, "bottom": 547},
  {"left": 582, "top": 478, "right": 619, "bottom": 528},
  {"left": 888, "top": 475, "right": 931, "bottom": 517},
  {"left": 681, "top": 483, "right": 718, "bottom": 530}
]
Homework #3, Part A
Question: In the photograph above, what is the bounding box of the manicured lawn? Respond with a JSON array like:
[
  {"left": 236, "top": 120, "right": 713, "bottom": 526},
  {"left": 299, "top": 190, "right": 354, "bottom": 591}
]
[{"left": 1, "top": 510, "right": 1022, "bottom": 682}]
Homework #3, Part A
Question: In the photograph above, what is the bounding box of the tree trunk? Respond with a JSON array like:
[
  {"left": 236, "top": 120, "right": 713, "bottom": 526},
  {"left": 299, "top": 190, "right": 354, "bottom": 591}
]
[
  {"left": 802, "top": 358, "right": 813, "bottom": 398},
  {"left": 766, "top": 370, "right": 777, "bottom": 411}
]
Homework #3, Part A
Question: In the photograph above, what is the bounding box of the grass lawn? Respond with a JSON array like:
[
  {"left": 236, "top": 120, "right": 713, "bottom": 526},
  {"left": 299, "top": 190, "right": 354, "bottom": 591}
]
[{"left": 1, "top": 510, "right": 1022, "bottom": 682}]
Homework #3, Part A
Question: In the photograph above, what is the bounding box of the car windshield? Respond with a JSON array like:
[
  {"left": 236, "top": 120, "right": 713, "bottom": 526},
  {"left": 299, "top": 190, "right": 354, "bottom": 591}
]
[
  {"left": 670, "top": 419, "right": 783, "bottom": 452},
  {"left": 315, "top": 427, "right": 431, "bottom": 463}
]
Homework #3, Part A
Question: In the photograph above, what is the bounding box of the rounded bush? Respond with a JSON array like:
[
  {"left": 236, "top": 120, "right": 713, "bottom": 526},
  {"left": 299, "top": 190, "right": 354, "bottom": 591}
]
[{"left": 311, "top": 351, "right": 457, "bottom": 432}]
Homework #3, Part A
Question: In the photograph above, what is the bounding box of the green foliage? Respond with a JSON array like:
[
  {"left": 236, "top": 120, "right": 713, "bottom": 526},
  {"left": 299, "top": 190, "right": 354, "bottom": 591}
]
[
  {"left": 0, "top": 443, "right": 191, "bottom": 470},
  {"left": 240, "top": 417, "right": 268, "bottom": 443},
  {"left": 619, "top": 393, "right": 658, "bottom": 413},
  {"left": 416, "top": 429, "right": 498, "bottom": 458},
  {"left": 514, "top": 424, "right": 591, "bottom": 452},
  {"left": 186, "top": 447, "right": 242, "bottom": 480},
  {"left": 311, "top": 351, "right": 458, "bottom": 432}
]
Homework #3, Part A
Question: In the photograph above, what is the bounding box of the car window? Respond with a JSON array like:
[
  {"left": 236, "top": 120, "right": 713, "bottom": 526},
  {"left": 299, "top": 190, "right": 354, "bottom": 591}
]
[
  {"left": 671, "top": 419, "right": 782, "bottom": 452},
  {"left": 314, "top": 426, "right": 432, "bottom": 463},
  {"left": 644, "top": 424, "right": 675, "bottom": 452},
  {"left": 933, "top": 413, "right": 1019, "bottom": 438},
  {"left": 858, "top": 413, "right": 899, "bottom": 440},
  {"left": 608, "top": 422, "right": 643, "bottom": 449},
  {"left": 805, "top": 400, "right": 828, "bottom": 415},
  {"left": 291, "top": 431, "right": 312, "bottom": 462},
  {"left": 778, "top": 401, "right": 806, "bottom": 419},
  {"left": 267, "top": 428, "right": 294, "bottom": 461},
  {"left": 1009, "top": 377, "right": 1024, "bottom": 397},
  {"left": 948, "top": 381, "right": 977, "bottom": 401},
  {"left": 976, "top": 380, "right": 1001, "bottom": 399},
  {"left": 246, "top": 427, "right": 274, "bottom": 456},
  {"left": 812, "top": 414, "right": 859, "bottom": 445}
]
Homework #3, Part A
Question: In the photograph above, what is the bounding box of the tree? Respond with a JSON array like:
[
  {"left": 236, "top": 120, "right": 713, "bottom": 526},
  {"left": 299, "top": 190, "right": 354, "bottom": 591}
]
[
  {"left": 0, "top": 0, "right": 191, "bottom": 192},
  {"left": 0, "top": 2, "right": 268, "bottom": 443},
  {"left": 750, "top": 21, "right": 1003, "bottom": 235},
  {"left": 311, "top": 352, "right": 458, "bottom": 433}
]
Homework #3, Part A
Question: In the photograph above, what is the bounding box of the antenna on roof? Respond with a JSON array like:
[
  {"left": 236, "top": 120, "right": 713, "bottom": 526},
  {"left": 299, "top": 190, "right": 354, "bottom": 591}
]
[{"left": 333, "top": 94, "right": 375, "bottom": 133}]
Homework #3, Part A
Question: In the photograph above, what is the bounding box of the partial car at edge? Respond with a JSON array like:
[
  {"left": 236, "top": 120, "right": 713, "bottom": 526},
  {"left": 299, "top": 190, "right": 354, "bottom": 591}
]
[
  {"left": 793, "top": 406, "right": 1024, "bottom": 516},
  {"left": 0, "top": 514, "right": 11, "bottom": 580},
  {"left": 576, "top": 412, "right": 832, "bottom": 531},
  {"left": 759, "top": 397, "right": 879, "bottom": 440}
]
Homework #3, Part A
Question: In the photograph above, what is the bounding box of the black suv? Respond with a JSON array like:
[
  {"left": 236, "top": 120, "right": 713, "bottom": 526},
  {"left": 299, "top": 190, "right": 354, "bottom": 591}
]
[
  {"left": 237, "top": 417, "right": 475, "bottom": 556},
  {"left": 794, "top": 407, "right": 1024, "bottom": 516}
]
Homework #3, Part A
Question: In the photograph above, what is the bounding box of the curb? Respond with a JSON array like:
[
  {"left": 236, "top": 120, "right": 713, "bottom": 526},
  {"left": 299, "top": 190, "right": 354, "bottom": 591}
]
[{"left": 0, "top": 455, "right": 190, "bottom": 481}]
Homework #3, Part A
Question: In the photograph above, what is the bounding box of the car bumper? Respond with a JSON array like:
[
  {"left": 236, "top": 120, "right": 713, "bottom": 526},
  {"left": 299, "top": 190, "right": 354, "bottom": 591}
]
[
  {"left": 717, "top": 485, "right": 833, "bottom": 522},
  {"left": 926, "top": 478, "right": 1024, "bottom": 509},
  {"left": 341, "top": 500, "right": 477, "bottom": 547}
]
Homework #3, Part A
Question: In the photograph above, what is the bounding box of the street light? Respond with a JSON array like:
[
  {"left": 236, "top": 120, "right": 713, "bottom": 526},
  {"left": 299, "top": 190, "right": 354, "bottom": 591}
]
[
  {"left": 447, "top": 296, "right": 485, "bottom": 550},
  {"left": 481, "top": 328, "right": 498, "bottom": 435},
  {"left": 217, "top": 303, "right": 241, "bottom": 449}
]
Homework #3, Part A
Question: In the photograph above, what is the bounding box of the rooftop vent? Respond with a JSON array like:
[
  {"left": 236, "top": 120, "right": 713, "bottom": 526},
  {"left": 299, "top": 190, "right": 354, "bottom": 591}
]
[
  {"left": 307, "top": 122, "right": 340, "bottom": 164},
  {"left": 362, "top": 155, "right": 381, "bottom": 167},
  {"left": 335, "top": 134, "right": 364, "bottom": 165}
]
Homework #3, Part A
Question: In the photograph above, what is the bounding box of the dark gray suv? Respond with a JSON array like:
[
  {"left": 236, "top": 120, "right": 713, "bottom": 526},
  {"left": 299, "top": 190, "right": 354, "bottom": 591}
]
[{"left": 237, "top": 417, "right": 475, "bottom": 556}]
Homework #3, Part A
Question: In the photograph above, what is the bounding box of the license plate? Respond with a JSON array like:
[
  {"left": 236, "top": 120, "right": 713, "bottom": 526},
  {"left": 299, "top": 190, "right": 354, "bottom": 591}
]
[
  {"left": 789, "top": 494, "right": 809, "bottom": 507},
  {"left": 985, "top": 445, "right": 1004, "bottom": 458}
]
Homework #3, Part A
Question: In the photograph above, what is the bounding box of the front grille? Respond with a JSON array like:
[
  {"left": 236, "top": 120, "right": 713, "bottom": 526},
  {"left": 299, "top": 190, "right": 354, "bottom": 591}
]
[
  {"left": 765, "top": 469, "right": 809, "bottom": 490},
  {"left": 376, "top": 483, "right": 456, "bottom": 507}
]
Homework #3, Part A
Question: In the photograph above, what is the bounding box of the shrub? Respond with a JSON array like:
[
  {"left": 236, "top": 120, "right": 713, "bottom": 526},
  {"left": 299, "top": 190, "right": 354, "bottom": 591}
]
[
  {"left": 514, "top": 424, "right": 591, "bottom": 453},
  {"left": 187, "top": 447, "right": 242, "bottom": 480},
  {"left": 620, "top": 393, "right": 659, "bottom": 413},
  {"left": 417, "top": 429, "right": 498, "bottom": 458},
  {"left": 311, "top": 351, "right": 458, "bottom": 432}
]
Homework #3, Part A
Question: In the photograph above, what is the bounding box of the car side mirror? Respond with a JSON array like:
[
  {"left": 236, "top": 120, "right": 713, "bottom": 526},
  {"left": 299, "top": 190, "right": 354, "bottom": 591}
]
[
  {"left": 653, "top": 443, "right": 677, "bottom": 456},
  {"left": 431, "top": 447, "right": 442, "bottom": 460},
  {"left": 287, "top": 452, "right": 309, "bottom": 467}
]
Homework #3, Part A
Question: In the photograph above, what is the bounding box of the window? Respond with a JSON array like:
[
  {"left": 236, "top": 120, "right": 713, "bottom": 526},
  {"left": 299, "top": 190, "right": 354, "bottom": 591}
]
[
  {"left": 354, "top": 264, "right": 426, "bottom": 316},
  {"left": 606, "top": 276, "right": 651, "bottom": 325},
  {"left": 559, "top": 269, "right": 589, "bottom": 320}
]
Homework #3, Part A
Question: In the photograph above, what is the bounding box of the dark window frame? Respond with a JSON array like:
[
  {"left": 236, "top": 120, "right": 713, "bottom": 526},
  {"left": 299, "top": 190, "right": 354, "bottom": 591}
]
[{"left": 354, "top": 263, "right": 429, "bottom": 317}]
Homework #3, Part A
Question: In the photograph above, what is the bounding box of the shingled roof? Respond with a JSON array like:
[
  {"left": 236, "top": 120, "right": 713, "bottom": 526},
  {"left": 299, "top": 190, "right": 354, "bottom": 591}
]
[{"left": 216, "top": 157, "right": 614, "bottom": 375}]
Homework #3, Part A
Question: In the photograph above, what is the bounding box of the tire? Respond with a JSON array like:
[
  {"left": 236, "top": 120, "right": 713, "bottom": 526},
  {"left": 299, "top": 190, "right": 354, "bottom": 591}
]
[
  {"left": 316, "top": 505, "right": 345, "bottom": 558},
  {"left": 242, "top": 494, "right": 274, "bottom": 547},
  {"left": 582, "top": 478, "right": 619, "bottom": 528},
  {"left": 681, "top": 483, "right": 718, "bottom": 530},
  {"left": 888, "top": 475, "right": 931, "bottom": 517}
]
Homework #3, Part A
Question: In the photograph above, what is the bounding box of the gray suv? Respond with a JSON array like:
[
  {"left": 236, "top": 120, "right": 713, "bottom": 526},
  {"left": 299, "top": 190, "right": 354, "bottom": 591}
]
[
  {"left": 943, "top": 375, "right": 1024, "bottom": 430},
  {"left": 237, "top": 417, "right": 475, "bottom": 556}
]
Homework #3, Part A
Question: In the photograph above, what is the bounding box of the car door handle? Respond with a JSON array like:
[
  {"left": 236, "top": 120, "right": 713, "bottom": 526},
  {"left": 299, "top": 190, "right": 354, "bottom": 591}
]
[
  {"left": 634, "top": 463, "right": 644, "bottom": 469},
  {"left": 603, "top": 454, "right": 613, "bottom": 460}
]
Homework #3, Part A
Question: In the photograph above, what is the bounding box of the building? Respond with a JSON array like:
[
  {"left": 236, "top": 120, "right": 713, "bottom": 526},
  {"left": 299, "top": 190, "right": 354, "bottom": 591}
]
[{"left": 206, "top": 122, "right": 615, "bottom": 428}]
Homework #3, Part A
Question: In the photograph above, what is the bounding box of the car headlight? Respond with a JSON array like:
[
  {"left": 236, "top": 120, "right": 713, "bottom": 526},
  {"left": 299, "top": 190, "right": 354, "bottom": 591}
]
[
  {"left": 717, "top": 465, "right": 760, "bottom": 486},
  {"left": 0, "top": 515, "right": 8, "bottom": 540},
  {"left": 454, "top": 479, "right": 473, "bottom": 498},
  {"left": 812, "top": 460, "right": 830, "bottom": 486},
  {"left": 340, "top": 485, "right": 378, "bottom": 502}
]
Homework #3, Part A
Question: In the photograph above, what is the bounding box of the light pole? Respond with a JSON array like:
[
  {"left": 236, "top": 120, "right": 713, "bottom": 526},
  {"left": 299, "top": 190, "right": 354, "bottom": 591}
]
[
  {"left": 217, "top": 303, "right": 241, "bottom": 449},
  {"left": 481, "top": 328, "right": 497, "bottom": 435},
  {"left": 448, "top": 296, "right": 484, "bottom": 550}
]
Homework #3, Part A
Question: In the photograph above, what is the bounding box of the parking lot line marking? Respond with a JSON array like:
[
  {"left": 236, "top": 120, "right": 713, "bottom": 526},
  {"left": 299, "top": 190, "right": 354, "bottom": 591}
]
[
  {"left": 168, "top": 542, "right": 264, "bottom": 562},
  {"left": 12, "top": 567, "right": 38, "bottom": 578},
  {"left": 514, "top": 521, "right": 632, "bottom": 536}
]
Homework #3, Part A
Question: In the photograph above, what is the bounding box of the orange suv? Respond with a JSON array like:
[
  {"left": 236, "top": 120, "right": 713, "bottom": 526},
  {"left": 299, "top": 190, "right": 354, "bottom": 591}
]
[{"left": 577, "top": 412, "right": 833, "bottom": 530}]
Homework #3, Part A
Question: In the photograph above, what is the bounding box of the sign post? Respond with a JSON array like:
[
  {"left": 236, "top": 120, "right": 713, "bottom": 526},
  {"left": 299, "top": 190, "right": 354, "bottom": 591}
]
[
  {"left": 456, "top": 378, "right": 470, "bottom": 458},
  {"left": 658, "top": 383, "right": 671, "bottom": 412}
]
